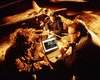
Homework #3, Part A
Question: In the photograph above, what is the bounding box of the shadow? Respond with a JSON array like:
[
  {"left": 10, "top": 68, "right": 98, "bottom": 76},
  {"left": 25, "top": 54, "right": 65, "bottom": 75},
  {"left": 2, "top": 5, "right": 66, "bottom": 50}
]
[{"left": 73, "top": 42, "right": 100, "bottom": 80}]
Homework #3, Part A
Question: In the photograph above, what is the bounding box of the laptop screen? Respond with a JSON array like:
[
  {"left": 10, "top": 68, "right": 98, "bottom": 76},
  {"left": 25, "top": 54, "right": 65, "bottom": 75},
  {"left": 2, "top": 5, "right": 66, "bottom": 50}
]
[{"left": 42, "top": 38, "right": 58, "bottom": 53}]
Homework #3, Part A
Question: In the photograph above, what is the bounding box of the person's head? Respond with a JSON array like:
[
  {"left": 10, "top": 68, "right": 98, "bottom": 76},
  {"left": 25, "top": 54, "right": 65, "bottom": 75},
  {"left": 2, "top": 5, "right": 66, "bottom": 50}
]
[
  {"left": 10, "top": 28, "right": 35, "bottom": 50},
  {"left": 68, "top": 22, "right": 87, "bottom": 44},
  {"left": 49, "top": 14, "right": 59, "bottom": 22}
]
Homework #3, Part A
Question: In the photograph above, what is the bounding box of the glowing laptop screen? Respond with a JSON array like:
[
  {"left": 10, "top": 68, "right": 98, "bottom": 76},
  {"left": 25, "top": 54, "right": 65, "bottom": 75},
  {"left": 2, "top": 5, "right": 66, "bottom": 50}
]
[{"left": 42, "top": 38, "right": 58, "bottom": 53}]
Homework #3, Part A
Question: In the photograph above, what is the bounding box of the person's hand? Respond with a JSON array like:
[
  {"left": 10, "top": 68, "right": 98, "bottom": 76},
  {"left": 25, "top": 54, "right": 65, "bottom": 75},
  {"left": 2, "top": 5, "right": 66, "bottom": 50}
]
[
  {"left": 34, "top": 62, "right": 42, "bottom": 70},
  {"left": 34, "top": 60, "right": 49, "bottom": 70},
  {"left": 39, "top": 60, "right": 49, "bottom": 66},
  {"left": 50, "top": 31, "right": 55, "bottom": 35},
  {"left": 60, "top": 47, "right": 66, "bottom": 55},
  {"left": 48, "top": 31, "right": 55, "bottom": 38}
]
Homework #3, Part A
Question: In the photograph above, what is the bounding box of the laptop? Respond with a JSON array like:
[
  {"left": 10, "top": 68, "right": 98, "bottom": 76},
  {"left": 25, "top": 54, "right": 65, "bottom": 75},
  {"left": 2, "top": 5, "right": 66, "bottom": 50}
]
[{"left": 42, "top": 38, "right": 62, "bottom": 63}]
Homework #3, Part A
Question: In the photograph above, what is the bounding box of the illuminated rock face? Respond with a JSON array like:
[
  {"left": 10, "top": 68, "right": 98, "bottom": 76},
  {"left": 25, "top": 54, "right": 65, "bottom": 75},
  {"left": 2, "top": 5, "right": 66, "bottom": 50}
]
[
  {"left": 0, "top": 41, "right": 11, "bottom": 62},
  {"left": 75, "top": 13, "right": 100, "bottom": 47}
]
